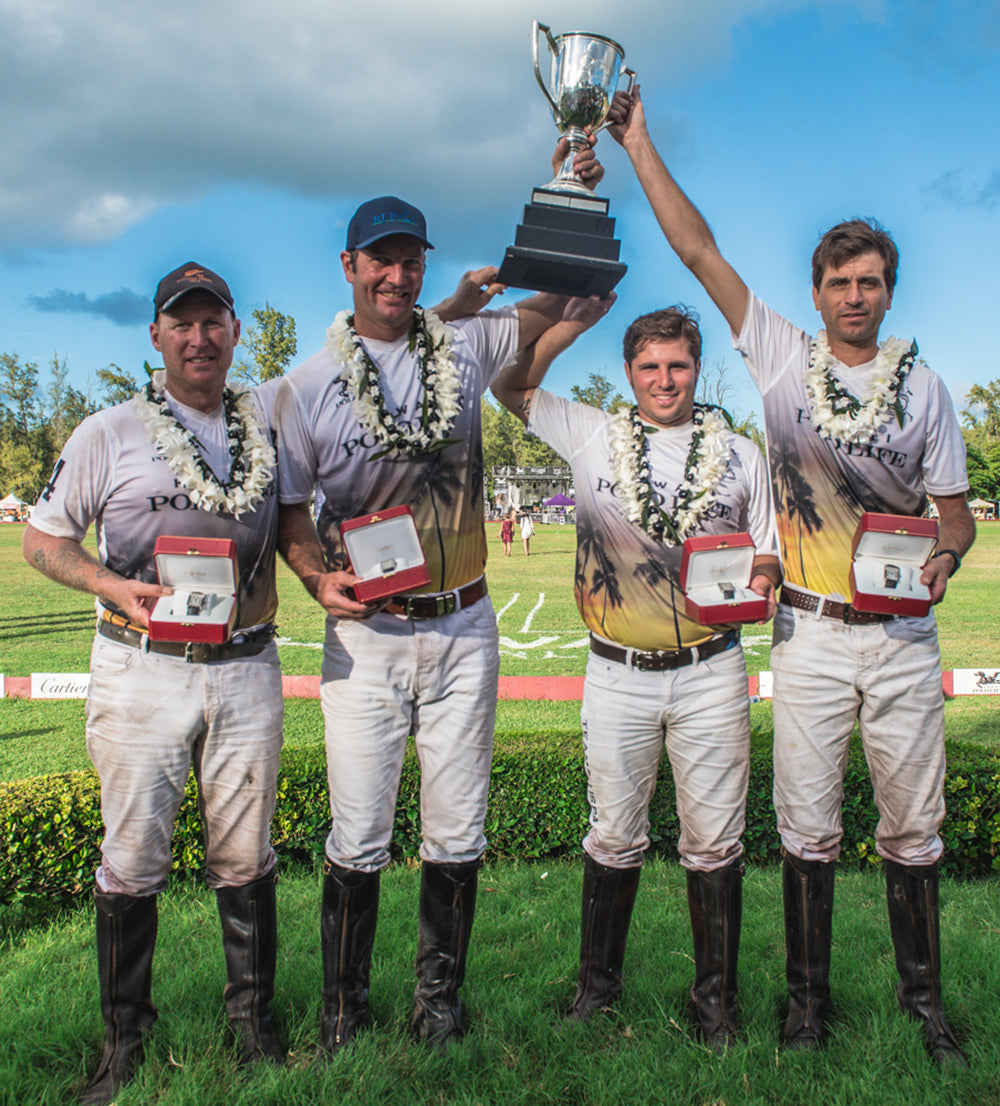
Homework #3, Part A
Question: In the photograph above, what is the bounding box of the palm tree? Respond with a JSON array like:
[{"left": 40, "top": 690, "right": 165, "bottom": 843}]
[
  {"left": 575, "top": 521, "right": 623, "bottom": 631},
  {"left": 412, "top": 449, "right": 464, "bottom": 590},
  {"left": 772, "top": 443, "right": 822, "bottom": 581}
]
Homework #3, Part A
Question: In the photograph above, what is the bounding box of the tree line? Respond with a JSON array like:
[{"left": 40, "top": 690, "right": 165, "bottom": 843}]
[{"left": 3, "top": 306, "right": 1000, "bottom": 504}]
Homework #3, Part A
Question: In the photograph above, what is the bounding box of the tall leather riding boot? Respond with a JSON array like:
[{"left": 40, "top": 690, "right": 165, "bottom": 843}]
[
  {"left": 884, "top": 859, "right": 969, "bottom": 1068},
  {"left": 319, "top": 860, "right": 380, "bottom": 1054},
  {"left": 215, "top": 873, "right": 285, "bottom": 1066},
  {"left": 687, "top": 861, "right": 742, "bottom": 1051},
  {"left": 781, "top": 853, "right": 834, "bottom": 1050},
  {"left": 411, "top": 858, "right": 480, "bottom": 1046},
  {"left": 565, "top": 855, "right": 642, "bottom": 1022},
  {"left": 81, "top": 890, "right": 158, "bottom": 1106}
]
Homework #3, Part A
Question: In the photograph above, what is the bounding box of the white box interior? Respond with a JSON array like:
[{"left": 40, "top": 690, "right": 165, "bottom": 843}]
[
  {"left": 853, "top": 529, "right": 935, "bottom": 602},
  {"left": 152, "top": 551, "right": 236, "bottom": 625},
  {"left": 853, "top": 558, "right": 931, "bottom": 602},
  {"left": 344, "top": 514, "right": 425, "bottom": 581},
  {"left": 685, "top": 544, "right": 756, "bottom": 595}
]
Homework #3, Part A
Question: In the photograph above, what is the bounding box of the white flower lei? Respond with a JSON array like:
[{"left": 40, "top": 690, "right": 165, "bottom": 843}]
[
  {"left": 135, "top": 370, "right": 276, "bottom": 517},
  {"left": 608, "top": 403, "right": 732, "bottom": 544},
  {"left": 803, "top": 330, "right": 918, "bottom": 443},
  {"left": 327, "top": 306, "right": 461, "bottom": 459}
]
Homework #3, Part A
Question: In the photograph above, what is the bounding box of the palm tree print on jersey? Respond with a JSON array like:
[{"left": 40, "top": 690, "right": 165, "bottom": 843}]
[
  {"left": 772, "top": 442, "right": 822, "bottom": 582},
  {"left": 412, "top": 448, "right": 464, "bottom": 590},
  {"left": 634, "top": 555, "right": 685, "bottom": 647},
  {"left": 575, "top": 521, "right": 623, "bottom": 632}
]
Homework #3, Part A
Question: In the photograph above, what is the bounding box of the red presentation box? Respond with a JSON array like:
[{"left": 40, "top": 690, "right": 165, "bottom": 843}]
[
  {"left": 341, "top": 505, "right": 431, "bottom": 603},
  {"left": 148, "top": 536, "right": 238, "bottom": 643},
  {"left": 849, "top": 512, "right": 937, "bottom": 616},
  {"left": 680, "top": 533, "right": 769, "bottom": 625}
]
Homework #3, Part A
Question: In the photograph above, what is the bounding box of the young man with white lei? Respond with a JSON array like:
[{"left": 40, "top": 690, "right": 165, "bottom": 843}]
[
  {"left": 24, "top": 263, "right": 286, "bottom": 1103},
  {"left": 492, "top": 300, "right": 780, "bottom": 1049},
  {"left": 273, "top": 174, "right": 603, "bottom": 1052},
  {"left": 605, "top": 88, "right": 976, "bottom": 1066}
]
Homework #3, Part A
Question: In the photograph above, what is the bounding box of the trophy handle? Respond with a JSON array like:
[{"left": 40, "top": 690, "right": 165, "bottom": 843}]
[
  {"left": 590, "top": 65, "right": 637, "bottom": 136},
  {"left": 531, "top": 20, "right": 561, "bottom": 117}
]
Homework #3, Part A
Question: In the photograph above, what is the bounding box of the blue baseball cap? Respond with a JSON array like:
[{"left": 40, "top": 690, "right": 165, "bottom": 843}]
[{"left": 345, "top": 196, "right": 434, "bottom": 251}]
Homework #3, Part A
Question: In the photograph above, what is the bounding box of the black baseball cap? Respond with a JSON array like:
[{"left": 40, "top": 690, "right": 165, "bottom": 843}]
[
  {"left": 154, "top": 262, "right": 234, "bottom": 317},
  {"left": 345, "top": 196, "right": 434, "bottom": 251}
]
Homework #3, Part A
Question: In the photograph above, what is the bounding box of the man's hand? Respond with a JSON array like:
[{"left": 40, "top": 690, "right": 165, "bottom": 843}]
[
  {"left": 312, "top": 569, "right": 383, "bottom": 620},
  {"left": 606, "top": 87, "right": 646, "bottom": 148},
  {"left": 103, "top": 579, "right": 173, "bottom": 629},
  {"left": 749, "top": 573, "right": 778, "bottom": 621},
  {"left": 433, "top": 266, "right": 508, "bottom": 323},
  {"left": 550, "top": 133, "right": 604, "bottom": 188},
  {"left": 559, "top": 292, "right": 617, "bottom": 329},
  {"left": 920, "top": 553, "right": 958, "bottom": 606}
]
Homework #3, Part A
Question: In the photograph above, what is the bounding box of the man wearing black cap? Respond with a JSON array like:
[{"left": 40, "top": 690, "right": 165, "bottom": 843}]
[
  {"left": 275, "top": 185, "right": 601, "bottom": 1051},
  {"left": 24, "top": 262, "right": 286, "bottom": 1103}
]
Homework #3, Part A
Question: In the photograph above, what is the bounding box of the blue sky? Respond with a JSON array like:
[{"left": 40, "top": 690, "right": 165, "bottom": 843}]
[{"left": 1, "top": 0, "right": 997, "bottom": 427}]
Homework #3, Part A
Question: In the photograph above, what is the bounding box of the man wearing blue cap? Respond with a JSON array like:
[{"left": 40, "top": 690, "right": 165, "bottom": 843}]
[{"left": 275, "top": 169, "right": 602, "bottom": 1052}]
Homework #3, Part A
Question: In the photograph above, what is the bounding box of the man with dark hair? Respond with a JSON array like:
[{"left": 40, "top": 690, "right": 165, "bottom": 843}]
[
  {"left": 274, "top": 171, "right": 601, "bottom": 1051},
  {"left": 811, "top": 218, "right": 900, "bottom": 295},
  {"left": 24, "top": 263, "right": 285, "bottom": 1103},
  {"left": 606, "top": 89, "right": 975, "bottom": 1065},
  {"left": 492, "top": 298, "right": 780, "bottom": 1049}
]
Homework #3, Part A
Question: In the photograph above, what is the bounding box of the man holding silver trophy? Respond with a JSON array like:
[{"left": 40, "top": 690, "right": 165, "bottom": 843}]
[
  {"left": 605, "top": 87, "right": 975, "bottom": 1066},
  {"left": 273, "top": 160, "right": 605, "bottom": 1051}
]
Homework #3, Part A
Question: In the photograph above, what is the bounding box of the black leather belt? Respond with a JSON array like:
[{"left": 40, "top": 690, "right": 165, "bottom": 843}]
[
  {"left": 589, "top": 629, "right": 739, "bottom": 672},
  {"left": 779, "top": 587, "right": 892, "bottom": 625},
  {"left": 385, "top": 577, "right": 487, "bottom": 620},
  {"left": 97, "top": 610, "right": 275, "bottom": 662}
]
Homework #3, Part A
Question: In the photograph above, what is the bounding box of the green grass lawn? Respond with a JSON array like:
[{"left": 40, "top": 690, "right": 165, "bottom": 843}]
[{"left": 3, "top": 859, "right": 998, "bottom": 1105}]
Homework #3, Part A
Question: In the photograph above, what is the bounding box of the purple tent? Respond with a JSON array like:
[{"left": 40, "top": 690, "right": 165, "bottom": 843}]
[{"left": 543, "top": 493, "right": 575, "bottom": 506}]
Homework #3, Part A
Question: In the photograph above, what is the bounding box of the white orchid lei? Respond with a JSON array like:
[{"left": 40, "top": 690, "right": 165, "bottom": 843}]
[
  {"left": 327, "top": 306, "right": 461, "bottom": 460},
  {"left": 609, "top": 403, "right": 732, "bottom": 544},
  {"left": 803, "top": 330, "right": 918, "bottom": 443},
  {"left": 135, "top": 370, "right": 276, "bottom": 517}
]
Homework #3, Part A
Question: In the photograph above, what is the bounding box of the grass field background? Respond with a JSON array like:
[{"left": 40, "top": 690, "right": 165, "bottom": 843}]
[{"left": 1, "top": 521, "right": 997, "bottom": 782}]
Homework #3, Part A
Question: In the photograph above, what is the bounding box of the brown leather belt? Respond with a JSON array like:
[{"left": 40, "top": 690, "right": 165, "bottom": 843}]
[
  {"left": 589, "top": 629, "right": 739, "bottom": 672},
  {"left": 384, "top": 577, "right": 487, "bottom": 620},
  {"left": 97, "top": 609, "right": 275, "bottom": 663},
  {"left": 779, "top": 587, "right": 892, "bottom": 625}
]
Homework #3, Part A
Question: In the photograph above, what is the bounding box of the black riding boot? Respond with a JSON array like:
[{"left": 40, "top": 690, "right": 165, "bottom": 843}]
[
  {"left": 81, "top": 890, "right": 158, "bottom": 1106},
  {"left": 687, "top": 861, "right": 742, "bottom": 1051},
  {"left": 319, "top": 860, "right": 380, "bottom": 1053},
  {"left": 216, "top": 873, "right": 285, "bottom": 1066},
  {"left": 885, "top": 859, "right": 969, "bottom": 1068},
  {"left": 411, "top": 858, "right": 480, "bottom": 1046},
  {"left": 781, "top": 853, "right": 834, "bottom": 1050},
  {"left": 565, "top": 855, "right": 641, "bottom": 1022}
]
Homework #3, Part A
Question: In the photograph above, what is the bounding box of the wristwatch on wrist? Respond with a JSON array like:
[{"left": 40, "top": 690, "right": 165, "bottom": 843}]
[{"left": 934, "top": 548, "right": 962, "bottom": 576}]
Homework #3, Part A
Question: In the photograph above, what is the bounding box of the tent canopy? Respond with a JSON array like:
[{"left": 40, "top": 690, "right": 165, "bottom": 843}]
[
  {"left": 543, "top": 493, "right": 575, "bottom": 506},
  {"left": 0, "top": 493, "right": 26, "bottom": 508}
]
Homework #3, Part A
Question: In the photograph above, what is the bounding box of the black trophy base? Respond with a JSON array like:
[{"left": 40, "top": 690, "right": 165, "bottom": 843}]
[{"left": 497, "top": 188, "right": 627, "bottom": 298}]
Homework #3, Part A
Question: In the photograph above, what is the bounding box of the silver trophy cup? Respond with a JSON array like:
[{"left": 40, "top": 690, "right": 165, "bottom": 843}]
[
  {"left": 533, "top": 22, "right": 635, "bottom": 194},
  {"left": 496, "top": 21, "right": 634, "bottom": 296}
]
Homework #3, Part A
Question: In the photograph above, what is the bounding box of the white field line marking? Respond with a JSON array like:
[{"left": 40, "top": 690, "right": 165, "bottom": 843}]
[
  {"left": 520, "top": 593, "right": 545, "bottom": 633},
  {"left": 275, "top": 637, "right": 324, "bottom": 650},
  {"left": 494, "top": 594, "right": 520, "bottom": 621},
  {"left": 498, "top": 635, "right": 560, "bottom": 650}
]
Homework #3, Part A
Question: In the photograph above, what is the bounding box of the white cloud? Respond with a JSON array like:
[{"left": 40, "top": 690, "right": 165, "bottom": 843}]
[{"left": 0, "top": 0, "right": 872, "bottom": 247}]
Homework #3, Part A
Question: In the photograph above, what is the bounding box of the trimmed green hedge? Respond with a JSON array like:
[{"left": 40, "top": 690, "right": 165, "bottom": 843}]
[{"left": 2, "top": 734, "right": 998, "bottom": 915}]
